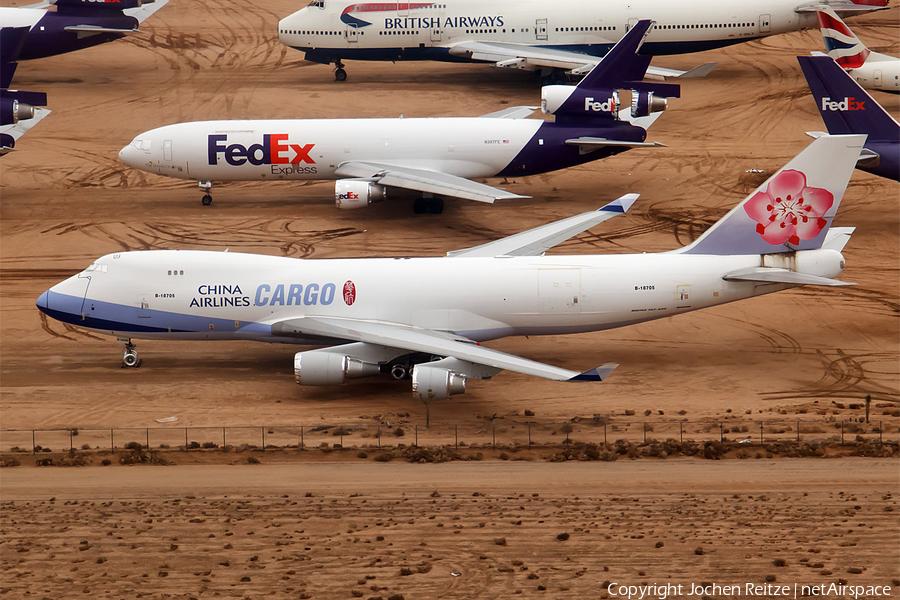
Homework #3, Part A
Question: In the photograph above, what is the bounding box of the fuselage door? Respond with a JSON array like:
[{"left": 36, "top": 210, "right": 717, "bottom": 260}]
[
  {"left": 535, "top": 18, "right": 548, "bottom": 41},
  {"left": 163, "top": 139, "right": 173, "bottom": 162},
  {"left": 398, "top": 2, "right": 409, "bottom": 17},
  {"left": 759, "top": 14, "right": 771, "bottom": 33},
  {"left": 538, "top": 269, "right": 581, "bottom": 314},
  {"left": 346, "top": 24, "right": 358, "bottom": 43},
  {"left": 874, "top": 69, "right": 883, "bottom": 88},
  {"left": 137, "top": 293, "right": 151, "bottom": 319},
  {"left": 626, "top": 18, "right": 639, "bottom": 32}
]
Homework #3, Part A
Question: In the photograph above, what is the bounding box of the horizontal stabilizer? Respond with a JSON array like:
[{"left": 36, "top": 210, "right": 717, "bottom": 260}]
[
  {"left": 448, "top": 194, "right": 638, "bottom": 257},
  {"left": 822, "top": 226, "right": 855, "bottom": 251},
  {"left": 796, "top": 1, "right": 888, "bottom": 13},
  {"left": 64, "top": 25, "right": 140, "bottom": 34},
  {"left": 478, "top": 106, "right": 538, "bottom": 119},
  {"left": 565, "top": 137, "right": 664, "bottom": 149},
  {"left": 568, "top": 363, "right": 618, "bottom": 381},
  {"left": 723, "top": 267, "right": 855, "bottom": 286}
]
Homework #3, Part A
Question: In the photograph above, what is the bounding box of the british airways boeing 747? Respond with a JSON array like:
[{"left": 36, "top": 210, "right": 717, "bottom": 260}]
[
  {"left": 40, "top": 135, "right": 863, "bottom": 401},
  {"left": 277, "top": 0, "right": 885, "bottom": 81}
]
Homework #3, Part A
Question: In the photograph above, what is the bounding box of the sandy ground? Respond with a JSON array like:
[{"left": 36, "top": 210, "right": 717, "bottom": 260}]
[{"left": 1, "top": 1, "right": 899, "bottom": 597}]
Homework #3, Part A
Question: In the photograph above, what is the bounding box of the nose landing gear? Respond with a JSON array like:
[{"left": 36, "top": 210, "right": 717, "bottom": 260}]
[
  {"left": 199, "top": 180, "right": 213, "bottom": 206},
  {"left": 119, "top": 339, "right": 142, "bottom": 368}
]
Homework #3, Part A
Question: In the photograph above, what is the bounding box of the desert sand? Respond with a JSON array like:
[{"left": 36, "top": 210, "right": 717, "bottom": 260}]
[{"left": 1, "top": 0, "right": 898, "bottom": 597}]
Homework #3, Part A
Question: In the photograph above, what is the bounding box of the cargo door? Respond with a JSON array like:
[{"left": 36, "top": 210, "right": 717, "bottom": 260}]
[
  {"left": 539, "top": 269, "right": 581, "bottom": 314},
  {"left": 759, "top": 14, "right": 771, "bottom": 33},
  {"left": 535, "top": 18, "right": 548, "bottom": 41}
]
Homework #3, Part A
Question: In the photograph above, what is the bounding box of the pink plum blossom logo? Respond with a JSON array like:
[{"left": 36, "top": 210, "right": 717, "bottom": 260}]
[{"left": 743, "top": 169, "right": 834, "bottom": 246}]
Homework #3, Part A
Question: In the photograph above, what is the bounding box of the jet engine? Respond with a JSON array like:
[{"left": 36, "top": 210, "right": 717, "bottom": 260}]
[
  {"left": 541, "top": 85, "right": 619, "bottom": 118},
  {"left": 0, "top": 98, "right": 35, "bottom": 125},
  {"left": 294, "top": 350, "right": 381, "bottom": 385},
  {"left": 630, "top": 90, "right": 667, "bottom": 118},
  {"left": 334, "top": 180, "right": 386, "bottom": 209},
  {"left": 411, "top": 363, "right": 466, "bottom": 401}
]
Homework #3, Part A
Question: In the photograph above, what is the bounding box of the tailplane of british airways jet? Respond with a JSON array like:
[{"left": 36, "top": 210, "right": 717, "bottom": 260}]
[{"left": 799, "top": 55, "right": 899, "bottom": 181}]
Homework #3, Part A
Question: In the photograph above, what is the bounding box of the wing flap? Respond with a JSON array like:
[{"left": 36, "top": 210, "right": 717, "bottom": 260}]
[
  {"left": 271, "top": 316, "right": 616, "bottom": 382},
  {"left": 334, "top": 161, "right": 528, "bottom": 203},
  {"left": 448, "top": 194, "right": 638, "bottom": 258}
]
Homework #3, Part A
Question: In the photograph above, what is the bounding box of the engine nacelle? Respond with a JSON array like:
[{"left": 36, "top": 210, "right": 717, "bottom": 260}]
[
  {"left": 411, "top": 364, "right": 466, "bottom": 401},
  {"left": 294, "top": 350, "right": 381, "bottom": 386},
  {"left": 763, "top": 249, "right": 846, "bottom": 279},
  {"left": 53, "top": 0, "right": 144, "bottom": 9},
  {"left": 630, "top": 90, "right": 667, "bottom": 118},
  {"left": 542, "top": 85, "right": 619, "bottom": 118},
  {"left": 334, "top": 180, "right": 386, "bottom": 209},
  {"left": 0, "top": 98, "right": 35, "bottom": 125}
]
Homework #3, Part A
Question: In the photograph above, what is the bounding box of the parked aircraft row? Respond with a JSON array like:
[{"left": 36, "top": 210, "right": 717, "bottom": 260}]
[{"left": 38, "top": 135, "right": 864, "bottom": 400}]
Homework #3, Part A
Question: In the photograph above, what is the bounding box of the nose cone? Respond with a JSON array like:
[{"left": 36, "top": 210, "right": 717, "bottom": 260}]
[
  {"left": 36, "top": 289, "right": 50, "bottom": 313},
  {"left": 119, "top": 143, "right": 142, "bottom": 169}
]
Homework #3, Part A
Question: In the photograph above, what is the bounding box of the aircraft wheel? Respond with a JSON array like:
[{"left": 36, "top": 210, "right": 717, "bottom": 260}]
[
  {"left": 201, "top": 194, "right": 213, "bottom": 206},
  {"left": 390, "top": 364, "right": 408, "bottom": 380},
  {"left": 413, "top": 198, "right": 427, "bottom": 214},
  {"left": 428, "top": 198, "right": 444, "bottom": 214},
  {"left": 123, "top": 350, "right": 141, "bottom": 368},
  {"left": 335, "top": 68, "right": 347, "bottom": 82}
]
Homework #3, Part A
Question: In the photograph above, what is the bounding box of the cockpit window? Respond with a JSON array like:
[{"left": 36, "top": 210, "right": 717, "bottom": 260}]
[
  {"left": 307, "top": 0, "right": 325, "bottom": 8},
  {"left": 80, "top": 263, "right": 108, "bottom": 275}
]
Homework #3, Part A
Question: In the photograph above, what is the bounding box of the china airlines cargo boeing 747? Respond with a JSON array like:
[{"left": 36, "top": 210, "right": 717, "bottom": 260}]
[
  {"left": 41, "top": 135, "right": 863, "bottom": 402},
  {"left": 277, "top": 0, "right": 886, "bottom": 81},
  {"left": 119, "top": 21, "right": 677, "bottom": 212}
]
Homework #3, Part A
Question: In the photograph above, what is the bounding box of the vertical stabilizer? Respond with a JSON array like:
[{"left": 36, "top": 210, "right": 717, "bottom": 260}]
[
  {"left": 680, "top": 135, "right": 865, "bottom": 255},
  {"left": 816, "top": 6, "right": 870, "bottom": 69},
  {"left": 798, "top": 55, "right": 900, "bottom": 142}
]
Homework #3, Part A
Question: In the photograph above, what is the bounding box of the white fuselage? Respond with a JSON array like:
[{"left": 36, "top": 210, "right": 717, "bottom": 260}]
[
  {"left": 278, "top": 0, "right": 817, "bottom": 59},
  {"left": 119, "top": 118, "right": 542, "bottom": 183},
  {"left": 847, "top": 52, "right": 900, "bottom": 93},
  {"left": 40, "top": 249, "right": 818, "bottom": 345}
]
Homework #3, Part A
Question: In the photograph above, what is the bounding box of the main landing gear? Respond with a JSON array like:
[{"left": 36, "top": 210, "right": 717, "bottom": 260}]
[
  {"left": 199, "top": 180, "right": 213, "bottom": 206},
  {"left": 413, "top": 197, "right": 444, "bottom": 215},
  {"left": 334, "top": 60, "right": 347, "bottom": 82},
  {"left": 119, "top": 338, "right": 142, "bottom": 368}
]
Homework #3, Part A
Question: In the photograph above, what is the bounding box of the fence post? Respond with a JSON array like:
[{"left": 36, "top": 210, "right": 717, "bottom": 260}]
[
  {"left": 222, "top": 427, "right": 226, "bottom": 448},
  {"left": 719, "top": 423, "right": 723, "bottom": 443},
  {"left": 146, "top": 428, "right": 150, "bottom": 449},
  {"left": 111, "top": 429, "right": 115, "bottom": 452},
  {"left": 796, "top": 420, "right": 800, "bottom": 444},
  {"left": 680, "top": 421, "right": 683, "bottom": 444},
  {"left": 759, "top": 422, "right": 763, "bottom": 446}
]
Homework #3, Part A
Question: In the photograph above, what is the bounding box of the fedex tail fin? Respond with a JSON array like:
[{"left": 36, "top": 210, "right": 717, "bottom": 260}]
[
  {"left": 543, "top": 20, "right": 679, "bottom": 125},
  {"left": 680, "top": 135, "right": 865, "bottom": 256},
  {"left": 798, "top": 55, "right": 900, "bottom": 142},
  {"left": 816, "top": 6, "right": 870, "bottom": 68}
]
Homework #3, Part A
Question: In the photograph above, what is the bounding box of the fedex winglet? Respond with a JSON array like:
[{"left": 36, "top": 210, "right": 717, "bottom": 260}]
[
  {"left": 120, "top": 21, "right": 676, "bottom": 212},
  {"left": 799, "top": 55, "right": 899, "bottom": 181},
  {"left": 45, "top": 135, "right": 862, "bottom": 401}
]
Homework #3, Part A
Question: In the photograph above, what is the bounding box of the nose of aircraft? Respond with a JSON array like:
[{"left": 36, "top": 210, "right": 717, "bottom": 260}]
[
  {"left": 36, "top": 289, "right": 49, "bottom": 312},
  {"left": 118, "top": 143, "right": 141, "bottom": 168},
  {"left": 35, "top": 275, "right": 91, "bottom": 323}
]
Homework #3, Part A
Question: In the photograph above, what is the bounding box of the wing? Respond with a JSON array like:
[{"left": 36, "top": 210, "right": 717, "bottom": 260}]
[
  {"left": 271, "top": 316, "right": 617, "bottom": 382},
  {"left": 123, "top": 0, "right": 169, "bottom": 24},
  {"left": 478, "top": 106, "right": 538, "bottom": 119},
  {"left": 446, "top": 40, "right": 714, "bottom": 79},
  {"left": 334, "top": 161, "right": 528, "bottom": 203},
  {"left": 0, "top": 107, "right": 50, "bottom": 156},
  {"left": 448, "top": 194, "right": 638, "bottom": 257}
]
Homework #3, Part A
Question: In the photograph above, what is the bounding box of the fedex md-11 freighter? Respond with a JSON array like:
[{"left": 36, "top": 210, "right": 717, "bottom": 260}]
[
  {"left": 277, "top": 0, "right": 886, "bottom": 81},
  {"left": 119, "top": 20, "right": 676, "bottom": 212},
  {"left": 40, "top": 135, "right": 863, "bottom": 402}
]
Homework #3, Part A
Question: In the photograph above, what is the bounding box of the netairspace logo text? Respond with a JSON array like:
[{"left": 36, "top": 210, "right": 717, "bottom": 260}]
[{"left": 607, "top": 582, "right": 892, "bottom": 600}]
